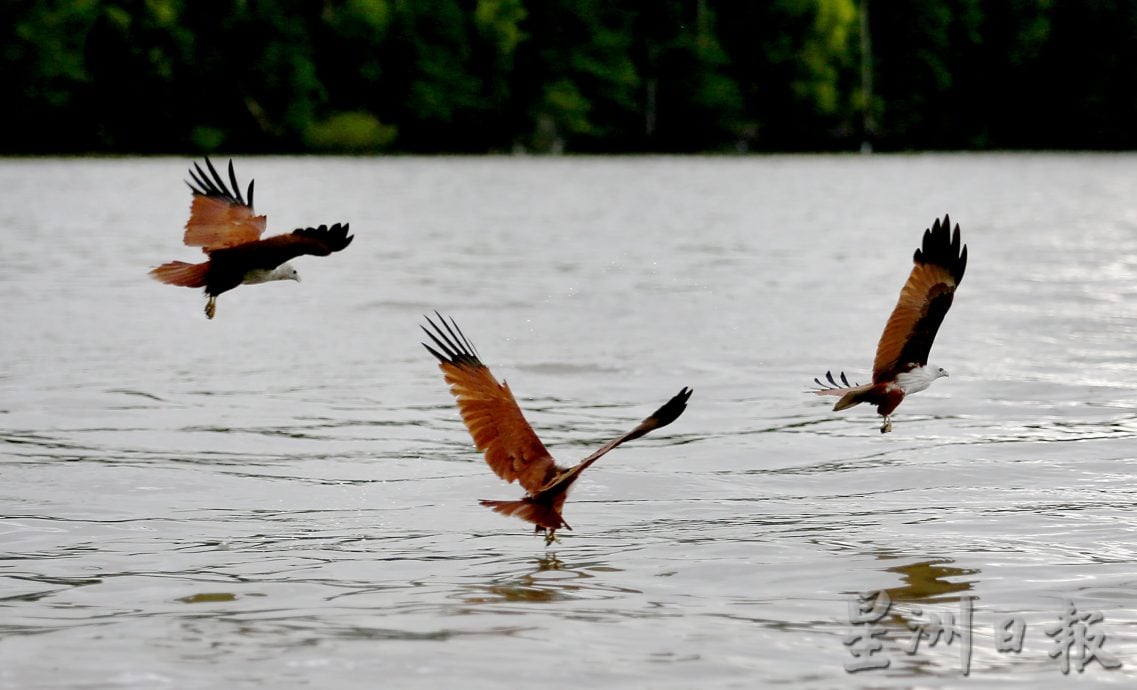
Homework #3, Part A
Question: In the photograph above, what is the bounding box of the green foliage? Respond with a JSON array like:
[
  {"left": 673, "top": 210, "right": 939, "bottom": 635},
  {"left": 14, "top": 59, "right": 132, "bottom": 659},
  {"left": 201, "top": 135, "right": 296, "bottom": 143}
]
[
  {"left": 304, "top": 111, "right": 397, "bottom": 152},
  {"left": 513, "top": 0, "right": 639, "bottom": 151},
  {"left": 325, "top": 0, "right": 390, "bottom": 37},
  {"left": 190, "top": 126, "right": 226, "bottom": 152},
  {"left": 9, "top": 1, "right": 96, "bottom": 118},
  {"left": 2, "top": 0, "right": 1136, "bottom": 152},
  {"left": 539, "top": 79, "right": 594, "bottom": 143},
  {"left": 785, "top": 0, "right": 857, "bottom": 115},
  {"left": 475, "top": 0, "right": 526, "bottom": 56}
]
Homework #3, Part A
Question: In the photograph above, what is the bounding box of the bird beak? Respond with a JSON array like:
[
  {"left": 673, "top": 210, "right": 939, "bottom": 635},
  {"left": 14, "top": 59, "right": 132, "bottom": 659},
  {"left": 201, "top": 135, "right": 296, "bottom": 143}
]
[
  {"left": 942, "top": 370, "right": 949, "bottom": 377},
  {"left": 293, "top": 274, "right": 301, "bottom": 283}
]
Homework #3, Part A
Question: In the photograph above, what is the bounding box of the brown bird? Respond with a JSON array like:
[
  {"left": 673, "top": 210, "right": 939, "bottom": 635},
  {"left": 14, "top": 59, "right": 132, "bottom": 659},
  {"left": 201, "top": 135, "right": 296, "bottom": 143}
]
[
  {"left": 149, "top": 157, "right": 353, "bottom": 319},
  {"left": 422, "top": 313, "right": 692, "bottom": 545},
  {"left": 811, "top": 214, "right": 967, "bottom": 433}
]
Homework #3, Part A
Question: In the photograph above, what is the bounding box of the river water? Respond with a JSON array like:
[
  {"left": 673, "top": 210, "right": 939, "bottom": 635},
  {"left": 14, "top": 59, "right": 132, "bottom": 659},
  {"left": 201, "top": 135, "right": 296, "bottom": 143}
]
[{"left": 2, "top": 154, "right": 1136, "bottom": 688}]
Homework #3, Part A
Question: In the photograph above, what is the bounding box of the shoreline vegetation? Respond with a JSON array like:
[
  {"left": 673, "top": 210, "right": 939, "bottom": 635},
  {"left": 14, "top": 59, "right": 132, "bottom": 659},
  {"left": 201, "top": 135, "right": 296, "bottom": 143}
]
[{"left": 6, "top": 1, "right": 1136, "bottom": 155}]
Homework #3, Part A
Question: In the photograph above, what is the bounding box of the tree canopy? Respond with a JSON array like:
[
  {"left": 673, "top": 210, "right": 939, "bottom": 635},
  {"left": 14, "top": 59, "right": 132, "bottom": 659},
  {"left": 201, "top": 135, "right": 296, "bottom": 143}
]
[{"left": 4, "top": 0, "right": 1135, "bottom": 154}]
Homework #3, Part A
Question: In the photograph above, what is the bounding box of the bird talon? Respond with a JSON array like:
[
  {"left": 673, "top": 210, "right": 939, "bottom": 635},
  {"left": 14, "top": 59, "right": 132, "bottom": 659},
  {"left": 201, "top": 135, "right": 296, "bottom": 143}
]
[
  {"left": 205, "top": 296, "right": 216, "bottom": 319},
  {"left": 881, "top": 417, "right": 893, "bottom": 433}
]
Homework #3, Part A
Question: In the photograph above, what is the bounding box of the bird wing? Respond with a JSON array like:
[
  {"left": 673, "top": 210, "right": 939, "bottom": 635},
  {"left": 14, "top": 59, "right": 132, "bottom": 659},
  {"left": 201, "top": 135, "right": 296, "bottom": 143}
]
[
  {"left": 183, "top": 157, "right": 267, "bottom": 251},
  {"left": 872, "top": 215, "right": 967, "bottom": 382},
  {"left": 422, "top": 314, "right": 557, "bottom": 494},
  {"left": 234, "top": 223, "right": 354, "bottom": 270},
  {"left": 547, "top": 387, "right": 692, "bottom": 491}
]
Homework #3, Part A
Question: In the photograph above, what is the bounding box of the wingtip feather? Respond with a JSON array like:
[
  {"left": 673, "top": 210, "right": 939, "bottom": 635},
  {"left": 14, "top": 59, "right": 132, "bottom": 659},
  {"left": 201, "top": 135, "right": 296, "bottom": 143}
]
[
  {"left": 421, "top": 313, "right": 482, "bottom": 367},
  {"left": 914, "top": 214, "right": 967, "bottom": 284}
]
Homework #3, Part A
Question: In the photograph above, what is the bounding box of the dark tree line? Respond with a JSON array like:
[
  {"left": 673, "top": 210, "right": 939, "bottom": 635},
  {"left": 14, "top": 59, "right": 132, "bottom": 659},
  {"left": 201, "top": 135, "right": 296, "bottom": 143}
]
[{"left": 4, "top": 0, "right": 1137, "bottom": 154}]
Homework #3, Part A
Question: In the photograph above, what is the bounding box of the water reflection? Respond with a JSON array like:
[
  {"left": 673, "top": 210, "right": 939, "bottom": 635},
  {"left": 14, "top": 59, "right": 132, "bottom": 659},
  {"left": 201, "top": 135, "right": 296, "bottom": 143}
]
[
  {"left": 882, "top": 557, "right": 978, "bottom": 603},
  {"left": 459, "top": 555, "right": 635, "bottom": 605},
  {"left": 850, "top": 556, "right": 982, "bottom": 669}
]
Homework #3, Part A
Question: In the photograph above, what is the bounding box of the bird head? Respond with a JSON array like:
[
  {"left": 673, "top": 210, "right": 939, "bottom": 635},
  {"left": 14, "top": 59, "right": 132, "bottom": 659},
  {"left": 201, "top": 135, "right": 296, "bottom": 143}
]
[
  {"left": 271, "top": 263, "right": 301, "bottom": 283},
  {"left": 934, "top": 366, "right": 949, "bottom": 379}
]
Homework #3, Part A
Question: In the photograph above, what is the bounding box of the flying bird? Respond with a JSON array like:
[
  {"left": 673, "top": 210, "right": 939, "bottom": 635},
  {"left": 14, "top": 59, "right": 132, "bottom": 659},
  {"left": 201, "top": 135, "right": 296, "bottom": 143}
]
[
  {"left": 149, "top": 157, "right": 353, "bottom": 319},
  {"left": 811, "top": 215, "right": 967, "bottom": 433},
  {"left": 422, "top": 313, "right": 692, "bottom": 545}
]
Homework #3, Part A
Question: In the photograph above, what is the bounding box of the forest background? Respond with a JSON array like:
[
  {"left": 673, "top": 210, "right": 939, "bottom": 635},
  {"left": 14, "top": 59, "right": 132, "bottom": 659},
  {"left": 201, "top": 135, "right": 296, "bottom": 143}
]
[{"left": 5, "top": 0, "right": 1135, "bottom": 154}]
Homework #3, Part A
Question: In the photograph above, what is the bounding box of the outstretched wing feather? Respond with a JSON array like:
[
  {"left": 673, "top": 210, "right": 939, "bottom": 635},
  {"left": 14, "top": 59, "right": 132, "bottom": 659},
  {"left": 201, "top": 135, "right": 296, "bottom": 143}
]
[
  {"left": 872, "top": 215, "right": 967, "bottom": 382},
  {"left": 241, "top": 223, "right": 353, "bottom": 269},
  {"left": 548, "top": 387, "right": 692, "bottom": 490},
  {"left": 422, "top": 314, "right": 556, "bottom": 493},
  {"left": 183, "top": 157, "right": 266, "bottom": 251}
]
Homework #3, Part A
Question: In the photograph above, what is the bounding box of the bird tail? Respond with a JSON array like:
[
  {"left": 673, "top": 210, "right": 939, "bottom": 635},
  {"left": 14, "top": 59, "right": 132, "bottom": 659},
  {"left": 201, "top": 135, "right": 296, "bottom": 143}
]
[
  {"left": 831, "top": 386, "right": 876, "bottom": 411},
  {"left": 810, "top": 370, "right": 875, "bottom": 411},
  {"left": 150, "top": 260, "right": 209, "bottom": 288},
  {"left": 479, "top": 498, "right": 570, "bottom": 531}
]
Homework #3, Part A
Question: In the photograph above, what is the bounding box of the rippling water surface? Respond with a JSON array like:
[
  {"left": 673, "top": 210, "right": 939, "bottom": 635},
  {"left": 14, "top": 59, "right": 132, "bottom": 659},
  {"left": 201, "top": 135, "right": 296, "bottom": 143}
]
[{"left": 2, "top": 154, "right": 1137, "bottom": 688}]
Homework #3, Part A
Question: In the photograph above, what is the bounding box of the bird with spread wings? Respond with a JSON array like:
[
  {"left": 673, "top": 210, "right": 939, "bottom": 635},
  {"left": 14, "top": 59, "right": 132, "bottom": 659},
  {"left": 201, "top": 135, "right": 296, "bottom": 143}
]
[
  {"left": 149, "top": 157, "right": 353, "bottom": 319},
  {"left": 423, "top": 313, "right": 692, "bottom": 544},
  {"left": 811, "top": 215, "right": 967, "bottom": 433}
]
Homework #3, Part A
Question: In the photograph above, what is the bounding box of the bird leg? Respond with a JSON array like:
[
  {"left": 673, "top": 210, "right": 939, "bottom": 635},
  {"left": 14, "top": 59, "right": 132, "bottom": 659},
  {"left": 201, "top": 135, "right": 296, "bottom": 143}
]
[
  {"left": 880, "top": 416, "right": 893, "bottom": 434},
  {"left": 204, "top": 295, "right": 217, "bottom": 320},
  {"left": 535, "top": 526, "right": 560, "bottom": 546}
]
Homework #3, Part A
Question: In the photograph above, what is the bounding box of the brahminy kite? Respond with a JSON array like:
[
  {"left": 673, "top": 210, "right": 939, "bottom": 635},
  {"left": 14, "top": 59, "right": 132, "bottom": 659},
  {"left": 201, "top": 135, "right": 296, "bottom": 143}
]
[
  {"left": 149, "top": 157, "right": 353, "bottom": 319},
  {"left": 812, "top": 215, "right": 967, "bottom": 433},
  {"left": 422, "top": 313, "right": 692, "bottom": 545}
]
